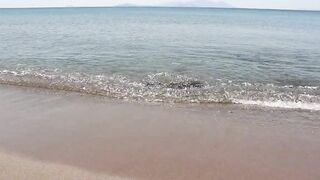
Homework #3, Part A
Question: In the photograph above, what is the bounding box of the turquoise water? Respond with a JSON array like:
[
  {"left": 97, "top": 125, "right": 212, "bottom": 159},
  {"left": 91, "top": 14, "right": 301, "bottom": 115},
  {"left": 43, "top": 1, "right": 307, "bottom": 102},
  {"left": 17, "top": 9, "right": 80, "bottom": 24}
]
[{"left": 0, "top": 7, "right": 320, "bottom": 110}]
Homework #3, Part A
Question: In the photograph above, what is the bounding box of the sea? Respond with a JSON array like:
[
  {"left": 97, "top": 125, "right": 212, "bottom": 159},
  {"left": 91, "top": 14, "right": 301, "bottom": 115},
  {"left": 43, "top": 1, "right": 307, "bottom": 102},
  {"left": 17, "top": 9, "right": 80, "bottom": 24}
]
[{"left": 0, "top": 7, "right": 319, "bottom": 110}]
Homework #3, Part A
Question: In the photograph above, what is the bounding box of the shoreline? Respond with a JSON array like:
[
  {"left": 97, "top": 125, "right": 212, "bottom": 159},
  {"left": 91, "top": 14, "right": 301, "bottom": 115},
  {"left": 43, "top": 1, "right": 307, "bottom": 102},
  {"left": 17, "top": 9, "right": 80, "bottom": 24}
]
[
  {"left": 0, "top": 84, "right": 319, "bottom": 179},
  {"left": 0, "top": 80, "right": 319, "bottom": 111}
]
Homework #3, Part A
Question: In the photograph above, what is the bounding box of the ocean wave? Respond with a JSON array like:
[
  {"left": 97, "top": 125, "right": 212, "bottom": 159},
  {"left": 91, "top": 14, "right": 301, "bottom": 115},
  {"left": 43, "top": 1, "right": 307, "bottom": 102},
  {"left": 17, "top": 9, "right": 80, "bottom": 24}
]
[
  {"left": 0, "top": 67, "right": 319, "bottom": 111},
  {"left": 233, "top": 99, "right": 320, "bottom": 111}
]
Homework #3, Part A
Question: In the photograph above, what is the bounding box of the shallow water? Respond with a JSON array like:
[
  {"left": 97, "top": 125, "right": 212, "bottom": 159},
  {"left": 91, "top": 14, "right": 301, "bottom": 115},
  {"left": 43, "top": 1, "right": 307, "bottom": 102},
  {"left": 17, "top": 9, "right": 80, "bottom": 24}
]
[{"left": 0, "top": 7, "right": 320, "bottom": 110}]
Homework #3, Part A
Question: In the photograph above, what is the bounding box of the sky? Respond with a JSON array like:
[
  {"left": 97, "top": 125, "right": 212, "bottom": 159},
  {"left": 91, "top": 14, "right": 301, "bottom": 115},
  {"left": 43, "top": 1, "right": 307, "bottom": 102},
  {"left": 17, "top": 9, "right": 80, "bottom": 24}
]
[{"left": 0, "top": 0, "right": 319, "bottom": 10}]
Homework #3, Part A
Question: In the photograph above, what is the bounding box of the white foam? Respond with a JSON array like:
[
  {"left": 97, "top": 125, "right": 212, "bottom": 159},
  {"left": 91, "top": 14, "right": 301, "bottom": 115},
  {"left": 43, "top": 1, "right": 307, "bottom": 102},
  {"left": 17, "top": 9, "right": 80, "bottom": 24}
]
[{"left": 233, "top": 99, "right": 320, "bottom": 111}]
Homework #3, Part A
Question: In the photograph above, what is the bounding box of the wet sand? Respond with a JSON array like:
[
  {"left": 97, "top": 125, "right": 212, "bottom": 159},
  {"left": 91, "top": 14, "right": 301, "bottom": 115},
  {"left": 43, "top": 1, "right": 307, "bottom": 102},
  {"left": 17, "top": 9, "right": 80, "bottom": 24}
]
[{"left": 0, "top": 85, "right": 319, "bottom": 180}]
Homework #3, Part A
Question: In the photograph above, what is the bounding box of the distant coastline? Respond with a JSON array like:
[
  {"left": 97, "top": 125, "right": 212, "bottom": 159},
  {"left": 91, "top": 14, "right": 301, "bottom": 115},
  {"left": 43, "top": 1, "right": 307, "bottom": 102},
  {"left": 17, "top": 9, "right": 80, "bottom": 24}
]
[{"left": 0, "top": 6, "right": 319, "bottom": 12}]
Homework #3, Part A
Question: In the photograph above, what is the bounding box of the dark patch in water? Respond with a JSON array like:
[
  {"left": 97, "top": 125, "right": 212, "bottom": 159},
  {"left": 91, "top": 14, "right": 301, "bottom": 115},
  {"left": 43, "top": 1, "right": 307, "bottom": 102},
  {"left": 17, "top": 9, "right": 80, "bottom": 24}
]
[
  {"left": 167, "top": 80, "right": 204, "bottom": 89},
  {"left": 145, "top": 80, "right": 204, "bottom": 89}
]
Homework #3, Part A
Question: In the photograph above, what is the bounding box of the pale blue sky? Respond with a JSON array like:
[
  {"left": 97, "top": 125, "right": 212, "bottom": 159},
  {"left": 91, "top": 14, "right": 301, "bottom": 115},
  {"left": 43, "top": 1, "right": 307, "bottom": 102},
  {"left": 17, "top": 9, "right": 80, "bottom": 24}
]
[{"left": 0, "top": 0, "right": 319, "bottom": 10}]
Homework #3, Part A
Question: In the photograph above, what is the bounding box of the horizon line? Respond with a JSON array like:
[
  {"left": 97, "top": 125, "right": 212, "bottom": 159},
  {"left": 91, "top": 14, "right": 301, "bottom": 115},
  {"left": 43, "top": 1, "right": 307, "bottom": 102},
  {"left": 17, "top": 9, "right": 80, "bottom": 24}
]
[{"left": 0, "top": 6, "right": 319, "bottom": 12}]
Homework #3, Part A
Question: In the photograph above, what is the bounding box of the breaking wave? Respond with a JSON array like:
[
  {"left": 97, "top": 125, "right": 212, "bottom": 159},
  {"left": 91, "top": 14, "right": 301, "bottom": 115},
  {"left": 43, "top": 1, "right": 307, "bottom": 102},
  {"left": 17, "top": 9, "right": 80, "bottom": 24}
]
[{"left": 0, "top": 66, "right": 319, "bottom": 111}]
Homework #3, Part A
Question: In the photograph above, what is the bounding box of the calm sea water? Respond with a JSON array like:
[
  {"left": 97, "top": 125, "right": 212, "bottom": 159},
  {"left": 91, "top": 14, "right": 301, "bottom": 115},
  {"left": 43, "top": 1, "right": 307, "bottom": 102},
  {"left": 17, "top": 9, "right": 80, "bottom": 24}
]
[{"left": 0, "top": 7, "right": 320, "bottom": 110}]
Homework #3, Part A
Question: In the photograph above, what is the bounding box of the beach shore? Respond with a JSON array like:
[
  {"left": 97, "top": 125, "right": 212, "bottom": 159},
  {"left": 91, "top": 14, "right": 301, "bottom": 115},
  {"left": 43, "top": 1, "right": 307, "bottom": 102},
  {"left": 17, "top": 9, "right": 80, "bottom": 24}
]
[{"left": 0, "top": 85, "right": 319, "bottom": 180}]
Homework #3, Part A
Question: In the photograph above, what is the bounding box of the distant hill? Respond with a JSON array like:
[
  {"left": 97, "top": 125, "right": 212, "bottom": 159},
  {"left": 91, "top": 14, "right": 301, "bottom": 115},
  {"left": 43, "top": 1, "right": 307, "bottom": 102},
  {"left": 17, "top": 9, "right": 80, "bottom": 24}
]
[
  {"left": 114, "top": 3, "right": 141, "bottom": 7},
  {"left": 115, "top": 1, "right": 234, "bottom": 8},
  {"left": 161, "top": 0, "right": 233, "bottom": 8}
]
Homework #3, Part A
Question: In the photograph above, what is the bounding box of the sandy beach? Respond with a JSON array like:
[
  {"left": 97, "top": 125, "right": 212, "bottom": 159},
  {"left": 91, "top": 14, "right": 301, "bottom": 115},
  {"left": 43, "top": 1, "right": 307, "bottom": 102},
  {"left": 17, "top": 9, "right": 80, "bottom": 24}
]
[
  {"left": 0, "top": 150, "right": 130, "bottom": 180},
  {"left": 0, "top": 84, "right": 319, "bottom": 180}
]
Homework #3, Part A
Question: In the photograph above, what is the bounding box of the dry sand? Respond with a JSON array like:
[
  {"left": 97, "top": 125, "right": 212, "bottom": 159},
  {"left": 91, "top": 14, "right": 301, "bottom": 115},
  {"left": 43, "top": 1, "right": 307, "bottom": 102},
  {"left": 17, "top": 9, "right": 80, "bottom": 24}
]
[
  {"left": 0, "top": 150, "right": 132, "bottom": 180},
  {"left": 0, "top": 85, "right": 319, "bottom": 180}
]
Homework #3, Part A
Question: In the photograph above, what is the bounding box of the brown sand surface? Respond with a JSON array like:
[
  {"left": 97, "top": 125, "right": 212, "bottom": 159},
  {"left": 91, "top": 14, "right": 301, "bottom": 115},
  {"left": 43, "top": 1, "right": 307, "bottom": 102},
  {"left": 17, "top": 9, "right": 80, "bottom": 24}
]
[
  {"left": 0, "top": 150, "right": 131, "bottom": 180},
  {"left": 0, "top": 85, "right": 319, "bottom": 180}
]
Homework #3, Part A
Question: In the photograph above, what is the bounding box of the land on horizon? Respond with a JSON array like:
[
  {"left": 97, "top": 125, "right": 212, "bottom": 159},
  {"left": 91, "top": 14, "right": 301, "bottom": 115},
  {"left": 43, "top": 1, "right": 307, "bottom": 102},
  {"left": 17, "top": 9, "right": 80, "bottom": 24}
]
[
  {"left": 0, "top": 1, "right": 320, "bottom": 11},
  {"left": 1, "top": 6, "right": 320, "bottom": 12}
]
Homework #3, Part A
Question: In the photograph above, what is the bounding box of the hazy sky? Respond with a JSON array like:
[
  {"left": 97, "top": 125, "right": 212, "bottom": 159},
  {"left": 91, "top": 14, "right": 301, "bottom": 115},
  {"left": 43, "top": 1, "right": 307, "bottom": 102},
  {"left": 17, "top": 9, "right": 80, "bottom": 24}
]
[{"left": 0, "top": 0, "right": 319, "bottom": 10}]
